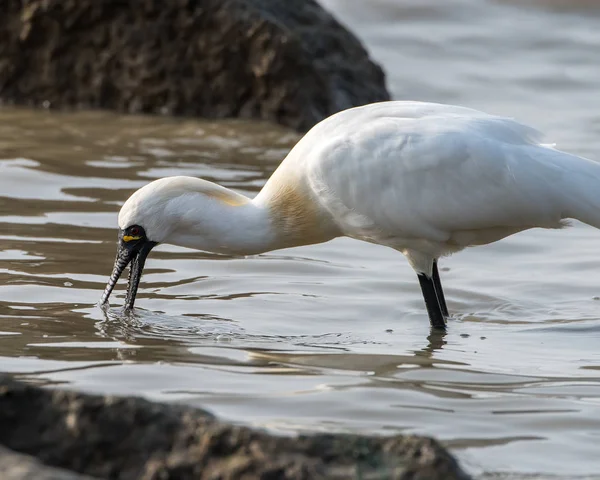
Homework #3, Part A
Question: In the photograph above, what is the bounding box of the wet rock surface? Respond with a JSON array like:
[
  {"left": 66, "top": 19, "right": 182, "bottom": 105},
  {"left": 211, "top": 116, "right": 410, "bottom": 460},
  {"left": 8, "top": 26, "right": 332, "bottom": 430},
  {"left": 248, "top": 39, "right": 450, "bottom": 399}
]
[
  {"left": 0, "top": 0, "right": 390, "bottom": 131},
  {"left": 0, "top": 375, "right": 470, "bottom": 480},
  {"left": 0, "top": 445, "right": 99, "bottom": 480}
]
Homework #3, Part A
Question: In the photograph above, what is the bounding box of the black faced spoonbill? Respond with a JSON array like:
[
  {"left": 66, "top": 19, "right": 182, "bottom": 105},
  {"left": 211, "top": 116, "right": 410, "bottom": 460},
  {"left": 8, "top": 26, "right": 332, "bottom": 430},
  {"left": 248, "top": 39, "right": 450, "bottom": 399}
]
[{"left": 101, "top": 101, "right": 600, "bottom": 329}]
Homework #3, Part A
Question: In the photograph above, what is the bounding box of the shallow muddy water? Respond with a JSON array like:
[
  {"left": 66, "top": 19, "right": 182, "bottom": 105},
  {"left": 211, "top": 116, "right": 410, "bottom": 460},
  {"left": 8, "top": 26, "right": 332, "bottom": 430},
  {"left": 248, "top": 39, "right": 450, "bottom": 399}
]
[{"left": 2, "top": 1, "right": 600, "bottom": 478}]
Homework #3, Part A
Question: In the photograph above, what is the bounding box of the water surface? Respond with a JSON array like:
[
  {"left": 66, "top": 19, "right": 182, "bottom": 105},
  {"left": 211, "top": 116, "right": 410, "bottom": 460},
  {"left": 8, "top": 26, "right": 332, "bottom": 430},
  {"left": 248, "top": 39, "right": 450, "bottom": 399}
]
[{"left": 2, "top": 1, "right": 600, "bottom": 478}]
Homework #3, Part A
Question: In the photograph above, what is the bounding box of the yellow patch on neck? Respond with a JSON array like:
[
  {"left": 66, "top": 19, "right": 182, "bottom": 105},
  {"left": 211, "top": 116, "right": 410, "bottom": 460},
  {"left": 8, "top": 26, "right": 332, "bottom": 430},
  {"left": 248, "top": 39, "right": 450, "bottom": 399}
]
[
  {"left": 209, "top": 190, "right": 249, "bottom": 207},
  {"left": 200, "top": 185, "right": 250, "bottom": 207},
  {"left": 267, "top": 183, "right": 339, "bottom": 248},
  {"left": 169, "top": 177, "right": 250, "bottom": 207}
]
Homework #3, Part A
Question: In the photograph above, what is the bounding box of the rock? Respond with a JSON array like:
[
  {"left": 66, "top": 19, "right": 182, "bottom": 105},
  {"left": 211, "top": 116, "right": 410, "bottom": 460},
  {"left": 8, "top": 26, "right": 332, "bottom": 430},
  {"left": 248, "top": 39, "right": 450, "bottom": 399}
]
[
  {"left": 0, "top": 445, "right": 98, "bottom": 480},
  {"left": 0, "top": 375, "right": 471, "bottom": 480},
  {"left": 0, "top": 0, "right": 390, "bottom": 131}
]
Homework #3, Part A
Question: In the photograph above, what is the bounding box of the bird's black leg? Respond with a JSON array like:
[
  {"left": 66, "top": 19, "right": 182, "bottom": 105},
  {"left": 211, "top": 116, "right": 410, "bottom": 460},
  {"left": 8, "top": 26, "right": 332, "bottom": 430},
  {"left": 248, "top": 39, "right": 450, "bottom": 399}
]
[
  {"left": 432, "top": 260, "right": 449, "bottom": 317},
  {"left": 417, "top": 273, "right": 447, "bottom": 330}
]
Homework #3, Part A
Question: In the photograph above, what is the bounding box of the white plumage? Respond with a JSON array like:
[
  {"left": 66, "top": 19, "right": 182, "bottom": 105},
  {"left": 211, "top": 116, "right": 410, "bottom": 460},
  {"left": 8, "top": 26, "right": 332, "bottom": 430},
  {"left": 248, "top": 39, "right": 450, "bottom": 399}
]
[{"left": 104, "top": 101, "right": 600, "bottom": 328}]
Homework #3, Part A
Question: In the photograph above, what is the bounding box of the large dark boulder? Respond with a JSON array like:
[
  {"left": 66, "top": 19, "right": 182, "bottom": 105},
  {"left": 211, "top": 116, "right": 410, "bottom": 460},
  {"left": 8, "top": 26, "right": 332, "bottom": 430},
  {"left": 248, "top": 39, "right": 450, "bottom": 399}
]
[
  {"left": 0, "top": 0, "right": 390, "bottom": 131},
  {"left": 0, "top": 375, "right": 470, "bottom": 480}
]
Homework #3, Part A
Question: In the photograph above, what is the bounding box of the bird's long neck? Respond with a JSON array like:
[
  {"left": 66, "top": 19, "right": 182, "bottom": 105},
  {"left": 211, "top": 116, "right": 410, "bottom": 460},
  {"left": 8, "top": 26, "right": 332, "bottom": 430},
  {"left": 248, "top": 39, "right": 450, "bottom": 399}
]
[
  {"left": 166, "top": 193, "right": 278, "bottom": 256},
  {"left": 166, "top": 179, "right": 339, "bottom": 256}
]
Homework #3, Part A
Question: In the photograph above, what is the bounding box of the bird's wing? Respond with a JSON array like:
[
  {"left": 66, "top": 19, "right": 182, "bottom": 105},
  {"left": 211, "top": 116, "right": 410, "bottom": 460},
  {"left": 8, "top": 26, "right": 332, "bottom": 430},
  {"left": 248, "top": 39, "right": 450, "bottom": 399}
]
[{"left": 304, "top": 112, "right": 567, "bottom": 245}]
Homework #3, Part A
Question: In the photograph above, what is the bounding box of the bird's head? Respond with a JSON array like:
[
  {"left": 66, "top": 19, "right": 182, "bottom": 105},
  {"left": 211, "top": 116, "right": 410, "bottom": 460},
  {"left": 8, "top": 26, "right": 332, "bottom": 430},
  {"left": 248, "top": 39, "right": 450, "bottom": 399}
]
[
  {"left": 99, "top": 178, "right": 177, "bottom": 310},
  {"left": 100, "top": 176, "right": 253, "bottom": 310}
]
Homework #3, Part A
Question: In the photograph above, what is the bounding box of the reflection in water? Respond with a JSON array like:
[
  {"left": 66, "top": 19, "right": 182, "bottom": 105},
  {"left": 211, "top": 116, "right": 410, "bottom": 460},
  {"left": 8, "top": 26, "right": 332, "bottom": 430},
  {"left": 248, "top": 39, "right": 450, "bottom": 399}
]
[
  {"left": 2, "top": 1, "right": 600, "bottom": 478},
  {"left": 419, "top": 328, "right": 448, "bottom": 357}
]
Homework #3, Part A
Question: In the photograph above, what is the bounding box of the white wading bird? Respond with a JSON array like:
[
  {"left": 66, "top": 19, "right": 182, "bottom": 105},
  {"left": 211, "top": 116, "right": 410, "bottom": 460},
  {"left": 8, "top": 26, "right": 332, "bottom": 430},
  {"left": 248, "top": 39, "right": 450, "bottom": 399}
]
[{"left": 101, "top": 101, "right": 600, "bottom": 329}]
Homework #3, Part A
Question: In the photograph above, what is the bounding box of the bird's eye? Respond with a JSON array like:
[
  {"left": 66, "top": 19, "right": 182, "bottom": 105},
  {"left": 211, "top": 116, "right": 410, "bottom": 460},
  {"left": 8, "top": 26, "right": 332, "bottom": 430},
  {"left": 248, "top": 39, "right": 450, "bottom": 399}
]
[{"left": 129, "top": 226, "right": 141, "bottom": 236}]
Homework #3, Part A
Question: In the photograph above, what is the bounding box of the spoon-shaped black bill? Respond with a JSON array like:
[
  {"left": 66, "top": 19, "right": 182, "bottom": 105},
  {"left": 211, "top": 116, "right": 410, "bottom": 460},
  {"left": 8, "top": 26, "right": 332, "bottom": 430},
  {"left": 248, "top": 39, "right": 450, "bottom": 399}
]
[{"left": 101, "top": 238, "right": 157, "bottom": 309}]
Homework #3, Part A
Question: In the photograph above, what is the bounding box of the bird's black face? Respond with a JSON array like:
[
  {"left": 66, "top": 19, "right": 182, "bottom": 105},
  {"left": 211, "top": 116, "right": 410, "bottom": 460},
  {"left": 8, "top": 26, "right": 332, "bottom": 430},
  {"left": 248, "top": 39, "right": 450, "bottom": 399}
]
[{"left": 100, "top": 225, "right": 157, "bottom": 310}]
